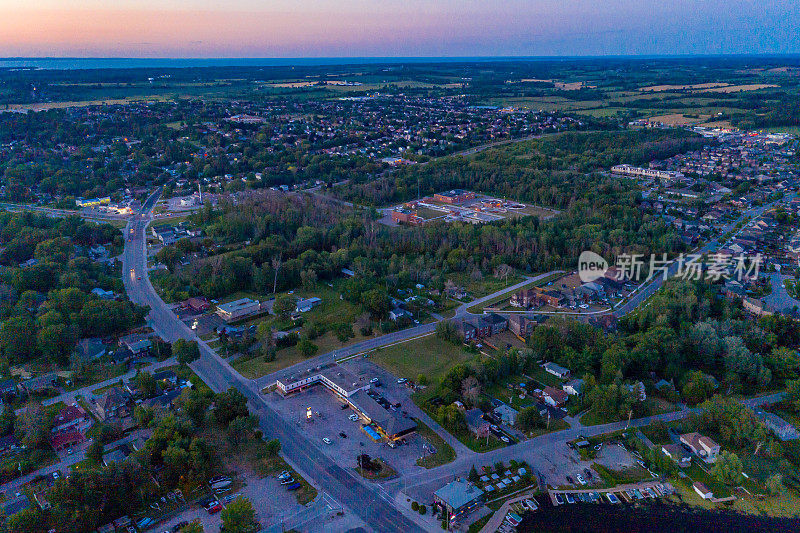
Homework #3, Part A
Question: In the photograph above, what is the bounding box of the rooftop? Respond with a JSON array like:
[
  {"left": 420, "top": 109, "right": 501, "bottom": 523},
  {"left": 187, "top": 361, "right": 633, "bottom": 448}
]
[
  {"left": 217, "top": 297, "right": 259, "bottom": 314},
  {"left": 434, "top": 479, "right": 484, "bottom": 509}
]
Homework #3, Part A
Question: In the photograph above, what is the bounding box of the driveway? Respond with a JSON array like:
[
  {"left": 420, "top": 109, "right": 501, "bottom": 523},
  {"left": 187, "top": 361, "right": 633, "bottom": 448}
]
[{"left": 763, "top": 272, "right": 800, "bottom": 313}]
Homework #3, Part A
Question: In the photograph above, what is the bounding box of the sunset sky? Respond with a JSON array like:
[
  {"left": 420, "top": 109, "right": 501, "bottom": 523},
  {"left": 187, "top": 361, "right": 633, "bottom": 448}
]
[{"left": 1, "top": 0, "right": 799, "bottom": 58}]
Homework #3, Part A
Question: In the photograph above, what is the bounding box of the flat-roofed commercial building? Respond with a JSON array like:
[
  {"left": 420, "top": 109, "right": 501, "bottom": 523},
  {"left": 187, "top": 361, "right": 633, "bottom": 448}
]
[
  {"left": 276, "top": 366, "right": 416, "bottom": 440},
  {"left": 215, "top": 298, "right": 262, "bottom": 322},
  {"left": 275, "top": 366, "right": 367, "bottom": 398},
  {"left": 347, "top": 390, "right": 417, "bottom": 440},
  {"left": 434, "top": 189, "right": 475, "bottom": 205}
]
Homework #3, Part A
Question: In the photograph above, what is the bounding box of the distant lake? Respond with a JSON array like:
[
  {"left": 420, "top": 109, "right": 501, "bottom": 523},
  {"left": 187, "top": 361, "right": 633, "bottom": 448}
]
[{"left": 0, "top": 57, "right": 561, "bottom": 71}]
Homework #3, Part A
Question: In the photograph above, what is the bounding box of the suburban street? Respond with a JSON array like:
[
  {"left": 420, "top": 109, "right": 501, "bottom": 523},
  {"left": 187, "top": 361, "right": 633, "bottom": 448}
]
[
  {"left": 387, "top": 392, "right": 786, "bottom": 500},
  {"left": 121, "top": 190, "right": 426, "bottom": 533},
  {"left": 11, "top": 185, "right": 782, "bottom": 532}
]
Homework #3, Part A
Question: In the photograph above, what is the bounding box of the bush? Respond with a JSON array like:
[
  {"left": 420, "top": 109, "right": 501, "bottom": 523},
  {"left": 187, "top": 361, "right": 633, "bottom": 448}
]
[
  {"left": 411, "top": 501, "right": 419, "bottom": 512},
  {"left": 419, "top": 505, "right": 426, "bottom": 515}
]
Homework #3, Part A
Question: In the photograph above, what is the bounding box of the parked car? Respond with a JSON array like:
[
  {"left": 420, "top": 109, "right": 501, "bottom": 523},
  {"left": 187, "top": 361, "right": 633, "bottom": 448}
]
[
  {"left": 339, "top": 432, "right": 348, "bottom": 438},
  {"left": 322, "top": 437, "right": 332, "bottom": 445},
  {"left": 576, "top": 474, "right": 586, "bottom": 485},
  {"left": 555, "top": 493, "right": 564, "bottom": 505},
  {"left": 349, "top": 414, "right": 359, "bottom": 421},
  {"left": 500, "top": 435, "right": 510, "bottom": 444},
  {"left": 605, "top": 493, "right": 620, "bottom": 504},
  {"left": 287, "top": 482, "right": 302, "bottom": 491},
  {"left": 566, "top": 476, "right": 574, "bottom": 484},
  {"left": 583, "top": 468, "right": 593, "bottom": 479},
  {"left": 565, "top": 494, "right": 575, "bottom": 504},
  {"left": 279, "top": 477, "right": 295, "bottom": 485},
  {"left": 397, "top": 378, "right": 407, "bottom": 384}
]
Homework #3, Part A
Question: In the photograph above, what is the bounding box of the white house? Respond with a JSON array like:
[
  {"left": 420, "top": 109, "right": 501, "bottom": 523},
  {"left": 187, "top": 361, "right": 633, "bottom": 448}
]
[
  {"left": 562, "top": 378, "right": 584, "bottom": 396},
  {"left": 680, "top": 432, "right": 720, "bottom": 464},
  {"left": 693, "top": 482, "right": 713, "bottom": 500}
]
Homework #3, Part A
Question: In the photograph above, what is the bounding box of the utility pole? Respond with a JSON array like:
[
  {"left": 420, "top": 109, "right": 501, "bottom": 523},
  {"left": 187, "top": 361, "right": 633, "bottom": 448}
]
[
  {"left": 625, "top": 409, "right": 632, "bottom": 430},
  {"left": 272, "top": 253, "right": 282, "bottom": 295}
]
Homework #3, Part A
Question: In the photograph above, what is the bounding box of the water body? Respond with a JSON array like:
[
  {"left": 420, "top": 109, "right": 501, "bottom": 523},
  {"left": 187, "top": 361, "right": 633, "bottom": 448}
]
[{"left": 0, "top": 55, "right": 722, "bottom": 71}]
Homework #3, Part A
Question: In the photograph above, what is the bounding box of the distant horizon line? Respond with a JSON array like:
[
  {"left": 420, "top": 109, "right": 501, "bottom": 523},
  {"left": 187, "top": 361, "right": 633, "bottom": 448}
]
[{"left": 3, "top": 53, "right": 800, "bottom": 61}]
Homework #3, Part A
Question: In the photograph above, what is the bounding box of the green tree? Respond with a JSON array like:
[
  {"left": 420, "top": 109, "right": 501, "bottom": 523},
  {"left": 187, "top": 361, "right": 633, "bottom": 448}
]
[
  {"left": 297, "top": 339, "right": 318, "bottom": 358},
  {"left": 134, "top": 371, "right": 160, "bottom": 398},
  {"left": 787, "top": 378, "right": 800, "bottom": 413},
  {"left": 0, "top": 316, "right": 37, "bottom": 363},
  {"left": 180, "top": 520, "right": 204, "bottom": 533},
  {"left": 273, "top": 295, "right": 297, "bottom": 321},
  {"left": 15, "top": 402, "right": 50, "bottom": 449},
  {"left": 711, "top": 450, "right": 744, "bottom": 486},
  {"left": 214, "top": 388, "right": 249, "bottom": 428},
  {"left": 682, "top": 371, "right": 715, "bottom": 406},
  {"left": 7, "top": 507, "right": 44, "bottom": 533},
  {"left": 264, "top": 438, "right": 281, "bottom": 457},
  {"left": 437, "top": 404, "right": 467, "bottom": 433},
  {"left": 766, "top": 473, "right": 784, "bottom": 495},
  {"left": 181, "top": 388, "right": 212, "bottom": 426},
  {"left": 221, "top": 496, "right": 259, "bottom": 533},
  {"left": 134, "top": 405, "right": 155, "bottom": 427},
  {"left": 228, "top": 415, "right": 258, "bottom": 445},
  {"left": 468, "top": 465, "right": 479, "bottom": 483},
  {"left": 516, "top": 406, "right": 544, "bottom": 433},
  {"left": 86, "top": 440, "right": 104, "bottom": 463},
  {"left": 174, "top": 339, "right": 201, "bottom": 366}
]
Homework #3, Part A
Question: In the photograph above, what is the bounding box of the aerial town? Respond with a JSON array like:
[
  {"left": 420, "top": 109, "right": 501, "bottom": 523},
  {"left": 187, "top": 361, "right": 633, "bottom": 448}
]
[{"left": 2, "top": 51, "right": 800, "bottom": 533}]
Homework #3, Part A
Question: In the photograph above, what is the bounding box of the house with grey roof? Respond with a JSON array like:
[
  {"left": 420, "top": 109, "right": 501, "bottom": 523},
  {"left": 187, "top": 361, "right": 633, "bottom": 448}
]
[{"left": 433, "top": 479, "right": 485, "bottom": 520}]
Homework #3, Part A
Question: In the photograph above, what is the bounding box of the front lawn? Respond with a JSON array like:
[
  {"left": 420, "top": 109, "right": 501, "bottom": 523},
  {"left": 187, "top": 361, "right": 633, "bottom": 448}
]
[{"left": 414, "top": 419, "right": 456, "bottom": 468}]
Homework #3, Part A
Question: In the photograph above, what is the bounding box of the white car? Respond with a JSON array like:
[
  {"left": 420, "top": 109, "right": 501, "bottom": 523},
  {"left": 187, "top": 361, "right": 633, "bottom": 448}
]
[
  {"left": 348, "top": 414, "right": 359, "bottom": 421},
  {"left": 322, "top": 437, "right": 332, "bottom": 445},
  {"left": 397, "top": 378, "right": 407, "bottom": 384},
  {"left": 576, "top": 474, "right": 586, "bottom": 485}
]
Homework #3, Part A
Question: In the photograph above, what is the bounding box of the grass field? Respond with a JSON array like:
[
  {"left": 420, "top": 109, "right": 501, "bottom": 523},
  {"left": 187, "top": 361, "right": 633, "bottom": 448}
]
[{"left": 369, "top": 335, "right": 479, "bottom": 383}]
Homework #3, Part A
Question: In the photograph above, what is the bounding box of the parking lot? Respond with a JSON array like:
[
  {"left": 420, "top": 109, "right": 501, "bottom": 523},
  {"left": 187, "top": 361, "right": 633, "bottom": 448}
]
[
  {"left": 266, "top": 381, "right": 433, "bottom": 475},
  {"left": 153, "top": 470, "right": 306, "bottom": 533}
]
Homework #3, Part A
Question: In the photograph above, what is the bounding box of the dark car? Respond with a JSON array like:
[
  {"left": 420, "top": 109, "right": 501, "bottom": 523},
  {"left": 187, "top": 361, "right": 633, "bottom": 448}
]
[
  {"left": 287, "top": 482, "right": 302, "bottom": 491},
  {"left": 339, "top": 432, "right": 348, "bottom": 438},
  {"left": 173, "top": 522, "right": 189, "bottom": 532},
  {"left": 566, "top": 476, "right": 574, "bottom": 484},
  {"left": 584, "top": 468, "right": 593, "bottom": 479}
]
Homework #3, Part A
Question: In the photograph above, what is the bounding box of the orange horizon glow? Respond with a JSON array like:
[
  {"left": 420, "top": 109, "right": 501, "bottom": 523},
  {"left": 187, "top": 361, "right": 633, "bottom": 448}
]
[{"left": 1, "top": 1, "right": 799, "bottom": 57}]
